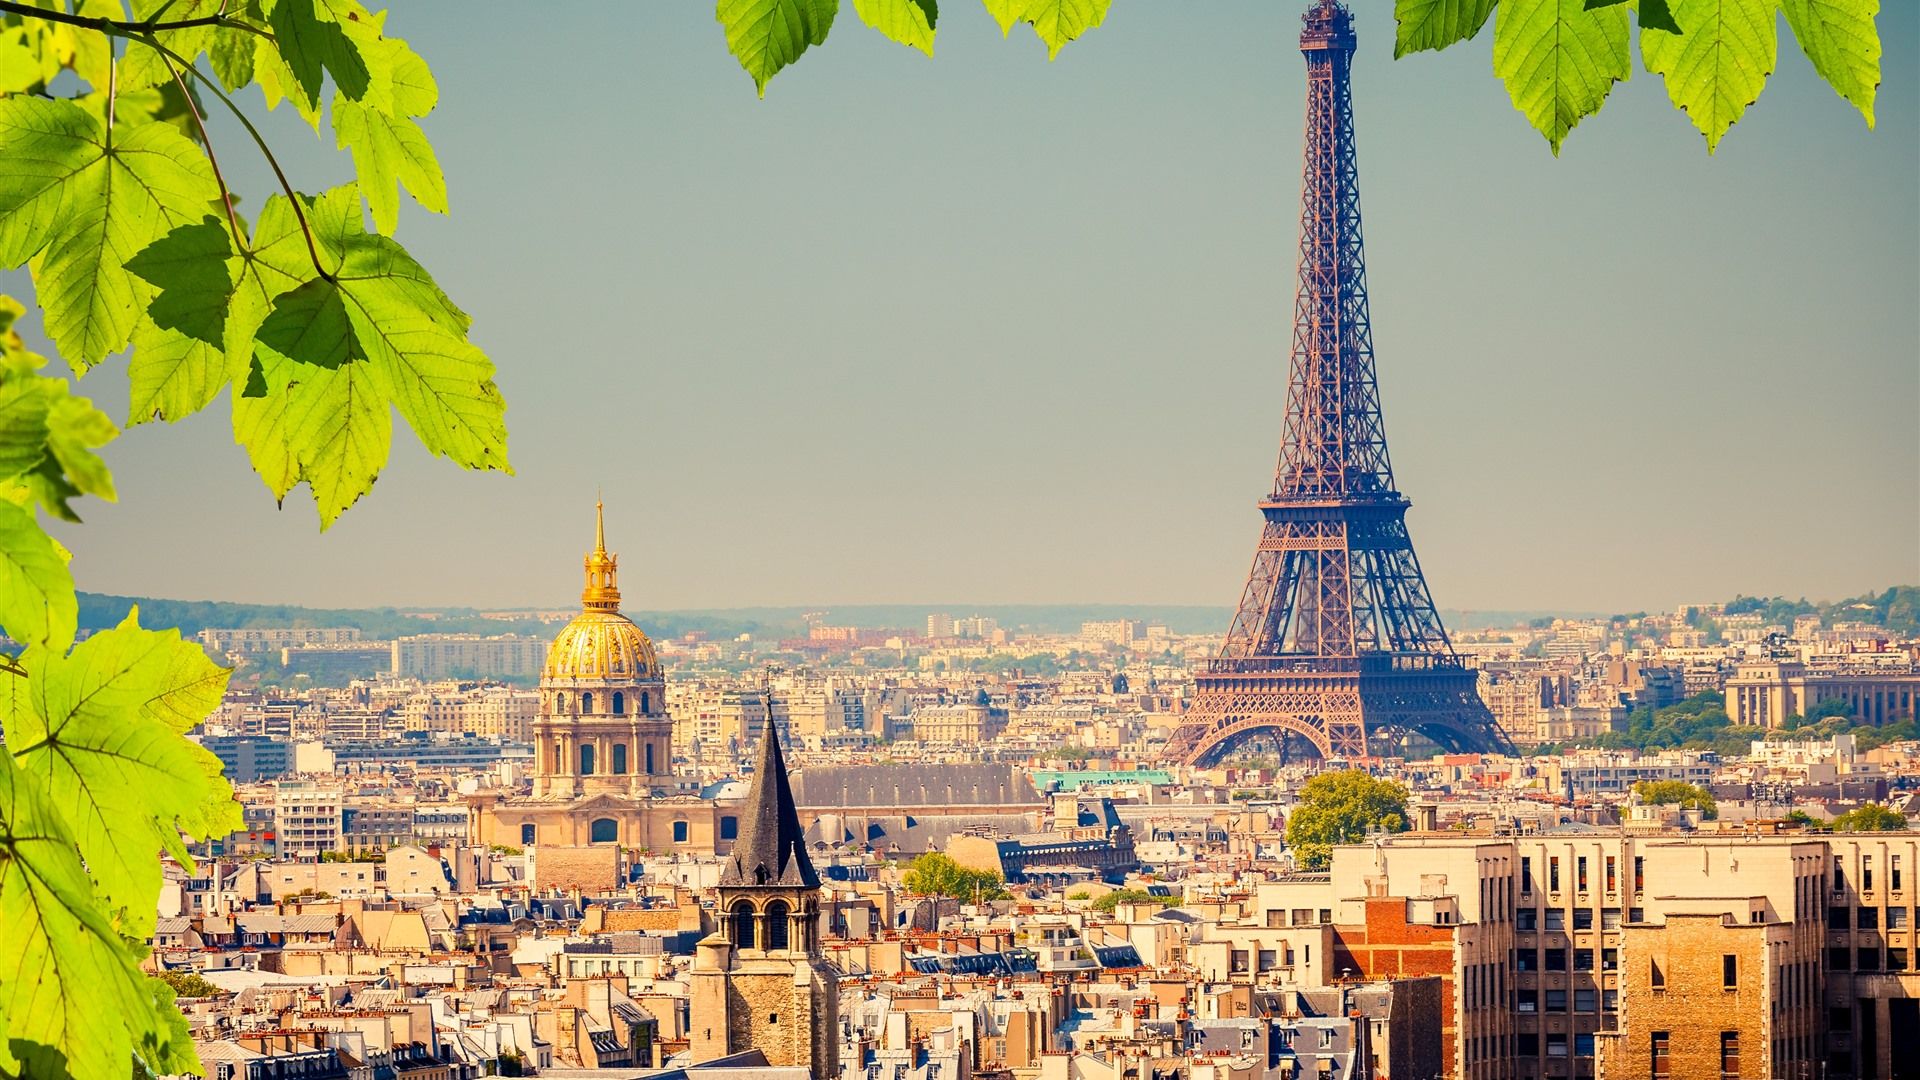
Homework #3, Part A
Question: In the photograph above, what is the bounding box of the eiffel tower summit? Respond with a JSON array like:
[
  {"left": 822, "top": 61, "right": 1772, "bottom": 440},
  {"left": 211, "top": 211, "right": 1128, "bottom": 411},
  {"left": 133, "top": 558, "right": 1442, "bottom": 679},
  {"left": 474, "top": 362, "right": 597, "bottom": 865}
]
[{"left": 1163, "top": 1, "right": 1512, "bottom": 766}]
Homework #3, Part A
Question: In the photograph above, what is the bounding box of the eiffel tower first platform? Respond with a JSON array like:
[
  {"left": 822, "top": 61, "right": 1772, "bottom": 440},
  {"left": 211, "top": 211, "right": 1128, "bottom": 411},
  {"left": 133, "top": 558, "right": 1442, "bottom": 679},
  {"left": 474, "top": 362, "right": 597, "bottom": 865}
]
[{"left": 1161, "top": 1, "right": 1511, "bottom": 766}]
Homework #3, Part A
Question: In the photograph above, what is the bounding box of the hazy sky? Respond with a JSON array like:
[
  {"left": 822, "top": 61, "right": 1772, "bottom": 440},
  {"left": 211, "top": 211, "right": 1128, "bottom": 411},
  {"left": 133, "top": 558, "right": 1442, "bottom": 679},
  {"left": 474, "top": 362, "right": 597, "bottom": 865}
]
[{"left": 21, "top": 2, "right": 1920, "bottom": 615}]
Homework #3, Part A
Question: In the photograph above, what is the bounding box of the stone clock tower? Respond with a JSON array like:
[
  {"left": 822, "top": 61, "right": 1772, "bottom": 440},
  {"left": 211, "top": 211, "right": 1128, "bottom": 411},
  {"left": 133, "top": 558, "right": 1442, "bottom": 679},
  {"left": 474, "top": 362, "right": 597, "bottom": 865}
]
[{"left": 689, "top": 725, "right": 838, "bottom": 1076}]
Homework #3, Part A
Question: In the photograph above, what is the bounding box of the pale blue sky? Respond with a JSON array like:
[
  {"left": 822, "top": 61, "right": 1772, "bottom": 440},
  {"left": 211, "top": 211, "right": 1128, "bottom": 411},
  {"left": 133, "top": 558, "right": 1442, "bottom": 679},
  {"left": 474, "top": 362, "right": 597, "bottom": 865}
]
[{"left": 23, "top": 2, "right": 1920, "bottom": 614}]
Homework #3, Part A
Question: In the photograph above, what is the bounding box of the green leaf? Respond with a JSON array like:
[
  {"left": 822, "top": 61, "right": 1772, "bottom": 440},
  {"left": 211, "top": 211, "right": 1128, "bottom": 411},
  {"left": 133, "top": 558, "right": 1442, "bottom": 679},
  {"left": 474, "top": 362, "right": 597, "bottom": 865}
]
[
  {"left": 0, "top": 338, "right": 116, "bottom": 522},
  {"left": 5, "top": 608, "right": 238, "bottom": 941},
  {"left": 1779, "top": 0, "right": 1879, "bottom": 127},
  {"left": 0, "top": 499, "right": 74, "bottom": 651},
  {"left": 333, "top": 40, "right": 446, "bottom": 237},
  {"left": 1640, "top": 0, "right": 1776, "bottom": 152},
  {"left": 118, "top": 0, "right": 223, "bottom": 92},
  {"left": 717, "top": 0, "right": 837, "bottom": 96},
  {"left": 0, "top": 751, "right": 174, "bottom": 1080},
  {"left": 1019, "top": 0, "right": 1109, "bottom": 59},
  {"left": 853, "top": 0, "right": 938, "bottom": 56},
  {"left": 209, "top": 24, "right": 257, "bottom": 90},
  {"left": 0, "top": 101, "right": 219, "bottom": 368},
  {"left": 0, "top": 97, "right": 97, "bottom": 269},
  {"left": 1638, "top": 0, "right": 1685, "bottom": 34},
  {"left": 258, "top": 277, "right": 357, "bottom": 369},
  {"left": 267, "top": 0, "right": 371, "bottom": 107},
  {"left": 1493, "top": 0, "right": 1632, "bottom": 154},
  {"left": 1395, "top": 0, "right": 1497, "bottom": 57},
  {"left": 125, "top": 218, "right": 242, "bottom": 424},
  {"left": 982, "top": 0, "right": 1026, "bottom": 35},
  {"left": 228, "top": 188, "right": 508, "bottom": 524}
]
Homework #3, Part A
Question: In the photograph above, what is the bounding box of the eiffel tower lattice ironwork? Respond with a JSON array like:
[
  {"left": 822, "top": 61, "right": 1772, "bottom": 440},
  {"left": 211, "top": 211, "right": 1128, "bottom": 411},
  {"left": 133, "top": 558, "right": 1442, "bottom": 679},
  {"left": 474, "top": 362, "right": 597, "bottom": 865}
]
[{"left": 1162, "top": 0, "right": 1510, "bottom": 766}]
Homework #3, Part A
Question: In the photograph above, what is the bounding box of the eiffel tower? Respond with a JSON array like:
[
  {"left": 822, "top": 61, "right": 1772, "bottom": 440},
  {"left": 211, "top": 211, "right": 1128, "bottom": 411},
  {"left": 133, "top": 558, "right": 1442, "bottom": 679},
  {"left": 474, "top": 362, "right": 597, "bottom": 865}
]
[{"left": 1162, "top": 1, "right": 1510, "bottom": 766}]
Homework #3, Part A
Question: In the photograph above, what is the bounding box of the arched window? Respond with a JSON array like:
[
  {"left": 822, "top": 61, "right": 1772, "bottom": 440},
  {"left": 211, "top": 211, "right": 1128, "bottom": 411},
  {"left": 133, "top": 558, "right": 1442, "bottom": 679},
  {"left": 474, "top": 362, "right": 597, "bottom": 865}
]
[
  {"left": 612, "top": 691, "right": 625, "bottom": 715},
  {"left": 644, "top": 743, "right": 656, "bottom": 775},
  {"left": 612, "top": 744, "right": 628, "bottom": 774},
  {"left": 765, "top": 899, "right": 791, "bottom": 950},
  {"left": 579, "top": 743, "right": 595, "bottom": 775},
  {"left": 582, "top": 692, "right": 593, "bottom": 714},
  {"left": 589, "top": 818, "right": 618, "bottom": 844},
  {"left": 730, "top": 900, "right": 756, "bottom": 949},
  {"left": 520, "top": 823, "right": 536, "bottom": 845},
  {"left": 552, "top": 742, "right": 562, "bottom": 773},
  {"left": 639, "top": 692, "right": 650, "bottom": 713}
]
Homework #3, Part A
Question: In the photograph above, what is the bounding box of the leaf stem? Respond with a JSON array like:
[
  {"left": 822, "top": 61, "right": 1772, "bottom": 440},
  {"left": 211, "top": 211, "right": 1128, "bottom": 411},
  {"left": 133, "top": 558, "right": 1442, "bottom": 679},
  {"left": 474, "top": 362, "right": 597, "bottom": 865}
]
[
  {"left": 140, "top": 38, "right": 335, "bottom": 283},
  {"left": 0, "top": 0, "right": 274, "bottom": 39},
  {"left": 152, "top": 40, "right": 243, "bottom": 254}
]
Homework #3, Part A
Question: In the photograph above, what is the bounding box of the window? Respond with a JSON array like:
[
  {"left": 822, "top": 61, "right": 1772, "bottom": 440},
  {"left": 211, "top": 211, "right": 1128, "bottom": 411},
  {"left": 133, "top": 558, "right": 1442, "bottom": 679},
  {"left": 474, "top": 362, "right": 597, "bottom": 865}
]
[
  {"left": 1575, "top": 988, "right": 1597, "bottom": 1012},
  {"left": 1576, "top": 1033, "right": 1595, "bottom": 1057},
  {"left": 1865, "top": 856, "right": 1875, "bottom": 891},
  {"left": 1603, "top": 947, "right": 1619, "bottom": 971},
  {"left": 579, "top": 743, "right": 595, "bottom": 775},
  {"left": 1515, "top": 948, "right": 1537, "bottom": 972},
  {"left": 672, "top": 819, "right": 690, "bottom": 843},
  {"left": 1635, "top": 855, "right": 1646, "bottom": 893},
  {"left": 1517, "top": 908, "right": 1538, "bottom": 931},
  {"left": 1889, "top": 948, "right": 1909, "bottom": 971},
  {"left": 645, "top": 743, "right": 656, "bottom": 774},
  {"left": 1606, "top": 855, "right": 1617, "bottom": 893},
  {"left": 730, "top": 900, "right": 755, "bottom": 949},
  {"left": 1516, "top": 989, "right": 1538, "bottom": 1013},
  {"left": 1857, "top": 948, "right": 1880, "bottom": 971},
  {"left": 1545, "top": 948, "right": 1567, "bottom": 971},
  {"left": 1890, "top": 907, "right": 1909, "bottom": 929},
  {"left": 1517, "top": 1034, "right": 1539, "bottom": 1056},
  {"left": 1551, "top": 857, "right": 1562, "bottom": 892},
  {"left": 582, "top": 692, "right": 593, "bottom": 713},
  {"left": 765, "top": 899, "right": 791, "bottom": 950},
  {"left": 1578, "top": 856, "right": 1589, "bottom": 892},
  {"left": 1859, "top": 906, "right": 1879, "bottom": 929},
  {"left": 590, "top": 817, "right": 618, "bottom": 844},
  {"left": 1895, "top": 855, "right": 1904, "bottom": 892},
  {"left": 1629, "top": 906, "right": 1645, "bottom": 923},
  {"left": 1546, "top": 989, "right": 1568, "bottom": 1013},
  {"left": 1603, "top": 907, "right": 1622, "bottom": 929},
  {"left": 1522, "top": 857, "right": 1533, "bottom": 895},
  {"left": 1602, "top": 988, "right": 1618, "bottom": 1012},
  {"left": 1720, "top": 1032, "right": 1740, "bottom": 1078},
  {"left": 1835, "top": 855, "right": 1847, "bottom": 891},
  {"left": 1651, "top": 1032, "right": 1670, "bottom": 1080},
  {"left": 1545, "top": 909, "right": 1566, "bottom": 931},
  {"left": 1575, "top": 908, "right": 1594, "bottom": 930},
  {"left": 720, "top": 815, "right": 739, "bottom": 840},
  {"left": 520, "top": 823, "right": 536, "bottom": 845},
  {"left": 1828, "top": 947, "right": 1850, "bottom": 971},
  {"left": 1831, "top": 906, "right": 1853, "bottom": 930},
  {"left": 640, "top": 691, "right": 650, "bottom": 713},
  {"left": 1651, "top": 958, "right": 1666, "bottom": 990},
  {"left": 612, "top": 744, "right": 628, "bottom": 775},
  {"left": 1722, "top": 954, "right": 1738, "bottom": 988},
  {"left": 1320, "top": 1029, "right": 1333, "bottom": 1049},
  {"left": 1547, "top": 1033, "right": 1568, "bottom": 1058},
  {"left": 612, "top": 691, "right": 624, "bottom": 715},
  {"left": 1576, "top": 948, "right": 1594, "bottom": 971}
]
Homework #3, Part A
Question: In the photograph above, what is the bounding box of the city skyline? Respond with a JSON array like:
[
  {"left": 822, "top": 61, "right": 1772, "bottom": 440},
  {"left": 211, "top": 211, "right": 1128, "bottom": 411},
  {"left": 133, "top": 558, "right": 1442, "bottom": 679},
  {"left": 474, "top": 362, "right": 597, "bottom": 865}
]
[{"left": 14, "top": 2, "right": 1917, "bottom": 614}]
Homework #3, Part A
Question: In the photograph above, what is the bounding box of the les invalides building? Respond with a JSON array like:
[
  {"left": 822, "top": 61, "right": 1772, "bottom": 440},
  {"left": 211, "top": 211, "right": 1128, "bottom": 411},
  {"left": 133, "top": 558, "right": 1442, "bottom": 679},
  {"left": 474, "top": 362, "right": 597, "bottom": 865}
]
[{"left": 467, "top": 503, "right": 741, "bottom": 879}]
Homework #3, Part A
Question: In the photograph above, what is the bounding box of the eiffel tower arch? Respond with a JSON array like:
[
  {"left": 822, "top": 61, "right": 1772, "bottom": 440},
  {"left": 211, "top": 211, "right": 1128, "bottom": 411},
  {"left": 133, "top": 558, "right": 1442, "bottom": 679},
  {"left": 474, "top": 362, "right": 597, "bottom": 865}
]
[{"left": 1162, "top": 1, "right": 1511, "bottom": 767}]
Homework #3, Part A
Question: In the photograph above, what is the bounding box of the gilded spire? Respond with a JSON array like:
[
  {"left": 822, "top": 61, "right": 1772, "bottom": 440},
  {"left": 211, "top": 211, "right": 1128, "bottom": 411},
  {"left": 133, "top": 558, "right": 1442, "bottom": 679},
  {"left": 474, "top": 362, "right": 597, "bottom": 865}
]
[{"left": 582, "top": 496, "right": 620, "bottom": 611}]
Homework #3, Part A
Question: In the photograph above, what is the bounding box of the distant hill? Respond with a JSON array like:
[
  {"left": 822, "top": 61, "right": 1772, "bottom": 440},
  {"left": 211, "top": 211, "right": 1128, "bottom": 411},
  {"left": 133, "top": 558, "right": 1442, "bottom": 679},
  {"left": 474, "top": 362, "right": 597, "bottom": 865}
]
[{"left": 80, "top": 593, "right": 1599, "bottom": 642}]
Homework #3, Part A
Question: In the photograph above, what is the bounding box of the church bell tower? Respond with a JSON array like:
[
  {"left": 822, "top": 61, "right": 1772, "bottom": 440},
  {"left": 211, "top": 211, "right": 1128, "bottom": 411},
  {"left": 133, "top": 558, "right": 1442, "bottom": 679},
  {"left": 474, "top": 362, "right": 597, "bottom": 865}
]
[{"left": 689, "top": 724, "right": 838, "bottom": 1076}]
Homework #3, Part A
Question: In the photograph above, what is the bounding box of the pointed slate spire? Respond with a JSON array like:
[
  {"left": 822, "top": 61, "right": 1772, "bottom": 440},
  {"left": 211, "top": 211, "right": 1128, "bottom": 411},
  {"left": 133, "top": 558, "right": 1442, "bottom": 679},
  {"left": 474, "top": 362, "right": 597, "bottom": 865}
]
[{"left": 719, "top": 722, "right": 818, "bottom": 889}]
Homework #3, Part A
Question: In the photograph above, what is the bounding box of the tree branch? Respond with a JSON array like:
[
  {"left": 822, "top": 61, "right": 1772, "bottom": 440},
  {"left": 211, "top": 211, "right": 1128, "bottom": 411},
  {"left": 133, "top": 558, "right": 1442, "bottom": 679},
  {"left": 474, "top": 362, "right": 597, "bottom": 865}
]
[
  {"left": 0, "top": 0, "right": 273, "bottom": 39},
  {"left": 154, "top": 42, "right": 243, "bottom": 253},
  {"left": 141, "top": 37, "right": 335, "bottom": 283}
]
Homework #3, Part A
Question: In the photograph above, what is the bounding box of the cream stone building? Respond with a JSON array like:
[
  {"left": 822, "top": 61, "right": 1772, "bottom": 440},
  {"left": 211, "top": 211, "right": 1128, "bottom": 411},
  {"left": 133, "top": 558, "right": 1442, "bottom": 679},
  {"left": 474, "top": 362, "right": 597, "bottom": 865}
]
[{"left": 468, "top": 504, "right": 740, "bottom": 858}]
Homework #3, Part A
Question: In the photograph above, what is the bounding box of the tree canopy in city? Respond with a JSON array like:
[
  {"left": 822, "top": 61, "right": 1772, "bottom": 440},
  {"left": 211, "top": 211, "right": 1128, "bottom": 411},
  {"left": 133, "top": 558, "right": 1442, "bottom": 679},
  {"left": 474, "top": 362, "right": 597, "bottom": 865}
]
[
  {"left": 901, "top": 851, "right": 1012, "bottom": 900},
  {"left": 1284, "top": 770, "right": 1411, "bottom": 871},
  {"left": 715, "top": 0, "right": 1881, "bottom": 154},
  {"left": 1633, "top": 779, "right": 1718, "bottom": 818},
  {"left": 1829, "top": 804, "right": 1909, "bottom": 832},
  {"left": 0, "top": 1, "right": 500, "bottom": 1073}
]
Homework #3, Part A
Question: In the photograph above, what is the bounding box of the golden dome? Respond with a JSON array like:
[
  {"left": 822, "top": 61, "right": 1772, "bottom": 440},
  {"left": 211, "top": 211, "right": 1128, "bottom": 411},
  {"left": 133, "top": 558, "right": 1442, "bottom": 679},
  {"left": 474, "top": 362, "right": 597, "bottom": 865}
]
[
  {"left": 541, "top": 499, "right": 661, "bottom": 682},
  {"left": 543, "top": 610, "right": 660, "bottom": 681}
]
